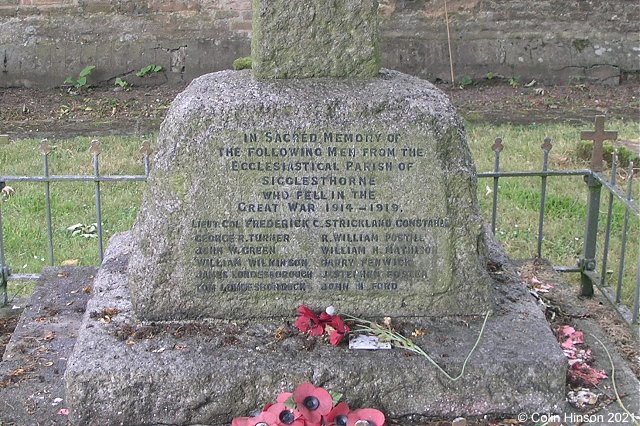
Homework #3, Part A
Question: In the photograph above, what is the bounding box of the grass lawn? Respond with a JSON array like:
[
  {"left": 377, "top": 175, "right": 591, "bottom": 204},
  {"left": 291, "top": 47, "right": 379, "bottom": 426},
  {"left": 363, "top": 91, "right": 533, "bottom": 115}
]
[{"left": 1, "top": 120, "right": 638, "bottom": 307}]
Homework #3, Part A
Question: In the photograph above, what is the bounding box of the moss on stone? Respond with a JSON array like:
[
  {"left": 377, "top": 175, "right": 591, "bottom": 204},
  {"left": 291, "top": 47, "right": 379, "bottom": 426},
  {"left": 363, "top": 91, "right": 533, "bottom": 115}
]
[
  {"left": 233, "top": 57, "right": 253, "bottom": 71},
  {"left": 573, "top": 39, "right": 590, "bottom": 53}
]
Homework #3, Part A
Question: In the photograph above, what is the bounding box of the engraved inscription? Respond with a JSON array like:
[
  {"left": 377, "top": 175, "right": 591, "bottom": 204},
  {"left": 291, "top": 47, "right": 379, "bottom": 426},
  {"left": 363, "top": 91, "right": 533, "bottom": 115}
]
[{"left": 193, "top": 131, "right": 449, "bottom": 294}]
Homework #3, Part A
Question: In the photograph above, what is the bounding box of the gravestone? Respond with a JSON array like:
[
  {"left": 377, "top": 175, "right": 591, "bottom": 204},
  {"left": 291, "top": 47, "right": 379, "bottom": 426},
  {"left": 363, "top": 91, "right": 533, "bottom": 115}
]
[{"left": 65, "top": 1, "right": 567, "bottom": 423}]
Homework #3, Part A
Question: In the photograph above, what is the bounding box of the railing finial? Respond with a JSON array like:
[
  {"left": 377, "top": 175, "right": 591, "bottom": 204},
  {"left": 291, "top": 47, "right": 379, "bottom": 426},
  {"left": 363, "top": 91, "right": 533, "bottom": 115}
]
[
  {"left": 40, "top": 138, "right": 52, "bottom": 155},
  {"left": 90, "top": 139, "right": 101, "bottom": 156},
  {"left": 491, "top": 137, "right": 504, "bottom": 153}
]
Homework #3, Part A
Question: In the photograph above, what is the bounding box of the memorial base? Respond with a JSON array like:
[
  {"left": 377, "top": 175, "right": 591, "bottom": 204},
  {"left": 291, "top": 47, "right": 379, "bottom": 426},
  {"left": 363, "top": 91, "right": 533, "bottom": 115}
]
[{"left": 65, "top": 232, "right": 567, "bottom": 425}]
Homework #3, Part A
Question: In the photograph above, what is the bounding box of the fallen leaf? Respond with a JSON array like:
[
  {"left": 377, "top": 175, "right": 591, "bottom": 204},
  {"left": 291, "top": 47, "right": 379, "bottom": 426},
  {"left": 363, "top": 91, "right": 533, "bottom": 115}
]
[
  {"left": 103, "top": 307, "right": 120, "bottom": 317},
  {"left": 61, "top": 259, "right": 79, "bottom": 266},
  {"left": 43, "top": 331, "right": 55, "bottom": 341},
  {"left": 174, "top": 344, "right": 186, "bottom": 350},
  {"left": 530, "top": 276, "right": 542, "bottom": 285},
  {"left": 151, "top": 347, "right": 165, "bottom": 353},
  {"left": 412, "top": 328, "right": 426, "bottom": 337},
  {"left": 10, "top": 368, "right": 26, "bottom": 377},
  {"left": 534, "top": 283, "right": 554, "bottom": 293},
  {"left": 43, "top": 361, "right": 54, "bottom": 367},
  {"left": 57, "top": 272, "right": 69, "bottom": 278},
  {"left": 83, "top": 285, "right": 93, "bottom": 294},
  {"left": 36, "top": 346, "right": 50, "bottom": 354},
  {"left": 273, "top": 325, "right": 287, "bottom": 342}
]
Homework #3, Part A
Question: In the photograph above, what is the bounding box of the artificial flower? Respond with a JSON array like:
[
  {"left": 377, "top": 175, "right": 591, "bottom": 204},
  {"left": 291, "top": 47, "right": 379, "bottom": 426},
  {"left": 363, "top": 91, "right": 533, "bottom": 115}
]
[
  {"left": 292, "top": 382, "right": 333, "bottom": 423},
  {"left": 295, "top": 305, "right": 325, "bottom": 336},
  {"left": 266, "top": 402, "right": 305, "bottom": 426},
  {"left": 276, "top": 392, "right": 293, "bottom": 403},
  {"left": 318, "top": 307, "right": 350, "bottom": 346},
  {"left": 264, "top": 391, "right": 294, "bottom": 411},
  {"left": 347, "top": 408, "right": 386, "bottom": 426},
  {"left": 231, "top": 417, "right": 250, "bottom": 426},
  {"left": 327, "top": 314, "right": 350, "bottom": 346},
  {"left": 324, "top": 401, "right": 350, "bottom": 426},
  {"left": 236, "top": 411, "right": 278, "bottom": 426}
]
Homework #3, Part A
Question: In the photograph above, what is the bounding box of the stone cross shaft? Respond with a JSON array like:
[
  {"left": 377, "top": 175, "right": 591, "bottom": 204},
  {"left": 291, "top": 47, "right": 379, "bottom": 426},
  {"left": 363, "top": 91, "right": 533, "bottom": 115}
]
[
  {"left": 580, "top": 115, "right": 618, "bottom": 172},
  {"left": 251, "top": 0, "right": 380, "bottom": 79}
]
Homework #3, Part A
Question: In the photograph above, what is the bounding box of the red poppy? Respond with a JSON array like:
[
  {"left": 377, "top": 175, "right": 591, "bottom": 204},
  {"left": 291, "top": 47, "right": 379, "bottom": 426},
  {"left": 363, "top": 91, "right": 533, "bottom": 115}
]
[
  {"left": 233, "top": 411, "right": 278, "bottom": 426},
  {"left": 231, "top": 417, "right": 250, "bottom": 426},
  {"left": 264, "top": 391, "right": 295, "bottom": 411},
  {"left": 347, "top": 408, "right": 385, "bottom": 426},
  {"left": 327, "top": 315, "right": 350, "bottom": 346},
  {"left": 265, "top": 402, "right": 305, "bottom": 426},
  {"left": 319, "top": 311, "right": 333, "bottom": 323},
  {"left": 292, "top": 382, "right": 333, "bottom": 423},
  {"left": 324, "top": 401, "right": 350, "bottom": 426},
  {"left": 276, "top": 392, "right": 293, "bottom": 403},
  {"left": 295, "top": 305, "right": 325, "bottom": 336}
]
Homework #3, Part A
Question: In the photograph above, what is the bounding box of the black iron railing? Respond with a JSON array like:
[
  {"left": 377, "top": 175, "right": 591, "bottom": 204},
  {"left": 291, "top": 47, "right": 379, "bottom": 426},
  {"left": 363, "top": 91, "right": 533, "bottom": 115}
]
[
  {"left": 0, "top": 139, "right": 152, "bottom": 305},
  {"left": 478, "top": 116, "right": 638, "bottom": 326},
  {"left": 0, "top": 117, "right": 638, "bottom": 328}
]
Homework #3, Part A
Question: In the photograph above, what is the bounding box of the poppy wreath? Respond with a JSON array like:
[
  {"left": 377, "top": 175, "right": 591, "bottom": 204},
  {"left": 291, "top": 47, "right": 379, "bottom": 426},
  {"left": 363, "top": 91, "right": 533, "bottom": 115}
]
[
  {"left": 294, "top": 305, "right": 350, "bottom": 346},
  {"left": 232, "top": 382, "right": 385, "bottom": 426}
]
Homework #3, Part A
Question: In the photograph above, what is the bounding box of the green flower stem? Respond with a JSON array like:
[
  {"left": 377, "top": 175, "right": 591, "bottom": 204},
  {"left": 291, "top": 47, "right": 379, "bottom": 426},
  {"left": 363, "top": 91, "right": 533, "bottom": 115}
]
[
  {"left": 345, "top": 310, "right": 492, "bottom": 382},
  {"left": 591, "top": 333, "right": 640, "bottom": 426}
]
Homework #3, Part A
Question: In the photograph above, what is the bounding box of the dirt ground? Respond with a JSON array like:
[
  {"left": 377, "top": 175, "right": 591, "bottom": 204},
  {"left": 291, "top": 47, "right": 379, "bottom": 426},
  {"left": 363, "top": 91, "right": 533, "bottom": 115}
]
[{"left": 0, "top": 78, "right": 639, "bottom": 139}]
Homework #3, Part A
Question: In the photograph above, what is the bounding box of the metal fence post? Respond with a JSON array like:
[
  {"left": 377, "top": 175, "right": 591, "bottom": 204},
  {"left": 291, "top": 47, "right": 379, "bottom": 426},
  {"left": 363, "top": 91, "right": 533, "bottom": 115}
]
[
  {"left": 91, "top": 140, "right": 104, "bottom": 263},
  {"left": 41, "top": 140, "right": 55, "bottom": 266},
  {"left": 0, "top": 181, "right": 9, "bottom": 306},
  {"left": 580, "top": 174, "right": 601, "bottom": 296},
  {"left": 490, "top": 138, "right": 503, "bottom": 235},
  {"left": 537, "top": 137, "right": 552, "bottom": 258}
]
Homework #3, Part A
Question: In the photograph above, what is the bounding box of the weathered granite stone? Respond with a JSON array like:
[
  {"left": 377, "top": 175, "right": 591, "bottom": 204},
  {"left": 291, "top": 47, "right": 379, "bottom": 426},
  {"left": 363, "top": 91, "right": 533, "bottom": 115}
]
[
  {"left": 127, "top": 69, "right": 493, "bottom": 321},
  {"left": 65, "top": 232, "right": 567, "bottom": 425},
  {"left": 251, "top": 0, "right": 380, "bottom": 78}
]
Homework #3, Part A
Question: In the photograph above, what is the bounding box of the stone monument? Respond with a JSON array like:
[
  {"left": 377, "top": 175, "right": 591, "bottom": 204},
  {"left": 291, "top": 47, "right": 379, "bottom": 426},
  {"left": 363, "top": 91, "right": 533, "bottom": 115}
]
[
  {"left": 65, "top": 1, "right": 567, "bottom": 423},
  {"left": 126, "top": 0, "right": 491, "bottom": 321}
]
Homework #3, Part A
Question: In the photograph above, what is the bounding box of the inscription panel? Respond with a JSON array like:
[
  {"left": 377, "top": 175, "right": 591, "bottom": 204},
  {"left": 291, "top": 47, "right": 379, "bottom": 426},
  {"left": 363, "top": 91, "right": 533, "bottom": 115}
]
[{"left": 187, "top": 130, "right": 451, "bottom": 299}]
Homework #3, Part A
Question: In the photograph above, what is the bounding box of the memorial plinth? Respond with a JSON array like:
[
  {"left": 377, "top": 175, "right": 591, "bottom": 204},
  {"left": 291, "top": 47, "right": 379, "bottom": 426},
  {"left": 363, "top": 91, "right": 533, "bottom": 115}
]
[{"left": 65, "top": 1, "right": 567, "bottom": 423}]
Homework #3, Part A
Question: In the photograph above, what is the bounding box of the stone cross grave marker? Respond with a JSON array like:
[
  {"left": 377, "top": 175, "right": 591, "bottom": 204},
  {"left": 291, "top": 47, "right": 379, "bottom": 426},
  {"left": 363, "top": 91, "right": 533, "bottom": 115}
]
[
  {"left": 126, "top": 0, "right": 493, "bottom": 321},
  {"left": 580, "top": 115, "right": 618, "bottom": 172}
]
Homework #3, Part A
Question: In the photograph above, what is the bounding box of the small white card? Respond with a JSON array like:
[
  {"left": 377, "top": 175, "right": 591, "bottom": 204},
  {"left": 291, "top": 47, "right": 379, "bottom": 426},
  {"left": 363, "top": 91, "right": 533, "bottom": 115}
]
[{"left": 348, "top": 335, "right": 392, "bottom": 350}]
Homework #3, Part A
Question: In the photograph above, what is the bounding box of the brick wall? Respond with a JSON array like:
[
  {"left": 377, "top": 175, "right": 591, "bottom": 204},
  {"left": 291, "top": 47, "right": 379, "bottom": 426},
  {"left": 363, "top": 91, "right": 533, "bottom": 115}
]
[{"left": 0, "top": 0, "right": 638, "bottom": 87}]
